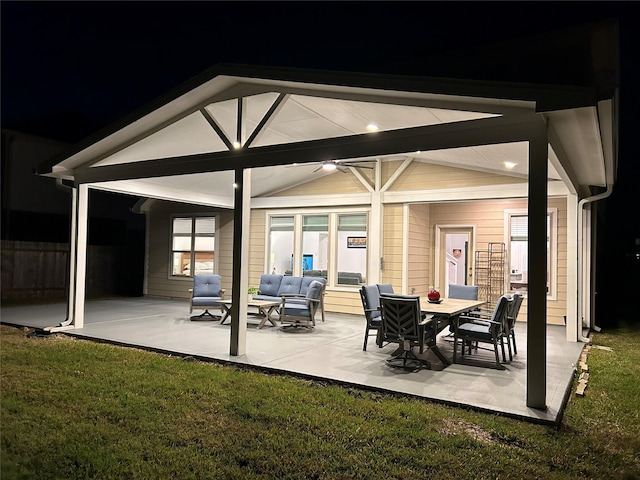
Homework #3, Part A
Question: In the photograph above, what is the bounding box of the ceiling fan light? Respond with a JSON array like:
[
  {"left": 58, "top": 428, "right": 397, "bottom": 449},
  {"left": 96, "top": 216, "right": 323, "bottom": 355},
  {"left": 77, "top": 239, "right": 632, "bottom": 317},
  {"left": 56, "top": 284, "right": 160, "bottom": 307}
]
[{"left": 322, "top": 162, "right": 337, "bottom": 171}]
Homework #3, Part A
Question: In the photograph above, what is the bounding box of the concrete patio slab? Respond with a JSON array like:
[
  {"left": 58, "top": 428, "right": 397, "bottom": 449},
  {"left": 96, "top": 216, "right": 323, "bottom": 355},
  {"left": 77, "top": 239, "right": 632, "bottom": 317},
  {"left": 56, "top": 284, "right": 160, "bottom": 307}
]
[{"left": 1, "top": 296, "right": 585, "bottom": 424}]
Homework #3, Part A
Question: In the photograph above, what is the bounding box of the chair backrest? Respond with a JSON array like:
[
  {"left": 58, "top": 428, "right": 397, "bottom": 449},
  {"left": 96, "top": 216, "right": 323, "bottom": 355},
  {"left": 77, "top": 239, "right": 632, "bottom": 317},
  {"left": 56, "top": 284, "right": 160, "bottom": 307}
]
[
  {"left": 300, "top": 276, "right": 326, "bottom": 296},
  {"left": 379, "top": 294, "right": 423, "bottom": 343},
  {"left": 490, "top": 295, "right": 512, "bottom": 332},
  {"left": 193, "top": 274, "right": 222, "bottom": 297},
  {"left": 508, "top": 293, "right": 524, "bottom": 325},
  {"left": 259, "top": 274, "right": 283, "bottom": 296},
  {"left": 277, "top": 276, "right": 303, "bottom": 296},
  {"left": 448, "top": 284, "right": 478, "bottom": 300},
  {"left": 360, "top": 285, "right": 381, "bottom": 320},
  {"left": 305, "top": 280, "right": 324, "bottom": 301},
  {"left": 376, "top": 283, "right": 395, "bottom": 295}
]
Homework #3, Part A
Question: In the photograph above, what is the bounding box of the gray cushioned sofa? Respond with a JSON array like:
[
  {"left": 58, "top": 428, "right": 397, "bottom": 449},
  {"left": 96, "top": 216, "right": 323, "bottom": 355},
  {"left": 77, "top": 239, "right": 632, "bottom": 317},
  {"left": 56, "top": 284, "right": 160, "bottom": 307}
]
[{"left": 253, "top": 274, "right": 327, "bottom": 322}]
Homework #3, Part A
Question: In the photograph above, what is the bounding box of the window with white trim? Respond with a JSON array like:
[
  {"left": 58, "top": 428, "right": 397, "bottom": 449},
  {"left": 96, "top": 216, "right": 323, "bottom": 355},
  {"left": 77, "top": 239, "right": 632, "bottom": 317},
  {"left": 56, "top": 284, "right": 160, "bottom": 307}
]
[
  {"left": 267, "top": 210, "right": 368, "bottom": 286},
  {"left": 505, "top": 209, "right": 557, "bottom": 297},
  {"left": 171, "top": 216, "right": 216, "bottom": 277}
]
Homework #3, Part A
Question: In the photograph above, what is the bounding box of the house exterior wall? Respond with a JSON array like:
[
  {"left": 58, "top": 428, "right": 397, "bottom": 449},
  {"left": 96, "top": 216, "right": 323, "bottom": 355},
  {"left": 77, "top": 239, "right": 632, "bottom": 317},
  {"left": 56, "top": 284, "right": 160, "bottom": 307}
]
[
  {"left": 407, "top": 203, "right": 431, "bottom": 297},
  {"left": 145, "top": 200, "right": 234, "bottom": 299},
  {"left": 145, "top": 164, "right": 568, "bottom": 325},
  {"left": 384, "top": 160, "right": 527, "bottom": 190},
  {"left": 270, "top": 169, "right": 370, "bottom": 196},
  {"left": 426, "top": 197, "right": 568, "bottom": 325},
  {"left": 381, "top": 203, "right": 404, "bottom": 290}
]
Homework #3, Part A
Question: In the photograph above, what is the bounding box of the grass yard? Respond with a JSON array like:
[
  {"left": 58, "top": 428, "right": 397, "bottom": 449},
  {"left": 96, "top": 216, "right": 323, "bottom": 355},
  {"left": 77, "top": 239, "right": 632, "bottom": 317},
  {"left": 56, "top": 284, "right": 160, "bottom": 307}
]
[{"left": 1, "top": 323, "right": 639, "bottom": 480}]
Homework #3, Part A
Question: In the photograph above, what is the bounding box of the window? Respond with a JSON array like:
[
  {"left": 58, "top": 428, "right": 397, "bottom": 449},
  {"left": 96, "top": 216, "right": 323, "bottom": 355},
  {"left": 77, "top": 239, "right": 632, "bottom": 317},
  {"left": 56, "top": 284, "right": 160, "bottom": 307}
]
[
  {"left": 505, "top": 209, "right": 557, "bottom": 297},
  {"left": 171, "top": 216, "right": 215, "bottom": 277},
  {"left": 302, "top": 215, "right": 328, "bottom": 274},
  {"left": 336, "top": 214, "right": 367, "bottom": 285},
  {"left": 266, "top": 210, "right": 368, "bottom": 286},
  {"left": 268, "top": 216, "right": 294, "bottom": 275}
]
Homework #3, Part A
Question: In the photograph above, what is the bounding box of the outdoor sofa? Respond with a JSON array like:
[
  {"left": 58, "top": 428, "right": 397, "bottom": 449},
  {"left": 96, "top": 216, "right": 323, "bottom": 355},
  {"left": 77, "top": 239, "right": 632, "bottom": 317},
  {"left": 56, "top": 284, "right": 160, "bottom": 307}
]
[{"left": 253, "top": 274, "right": 327, "bottom": 322}]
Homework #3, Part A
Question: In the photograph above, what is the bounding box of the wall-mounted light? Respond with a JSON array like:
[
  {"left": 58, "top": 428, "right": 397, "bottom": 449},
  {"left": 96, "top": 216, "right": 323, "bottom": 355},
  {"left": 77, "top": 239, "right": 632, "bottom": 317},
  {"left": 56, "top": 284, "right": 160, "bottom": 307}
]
[
  {"left": 233, "top": 141, "right": 241, "bottom": 149},
  {"left": 366, "top": 123, "right": 379, "bottom": 132},
  {"left": 504, "top": 161, "right": 517, "bottom": 169}
]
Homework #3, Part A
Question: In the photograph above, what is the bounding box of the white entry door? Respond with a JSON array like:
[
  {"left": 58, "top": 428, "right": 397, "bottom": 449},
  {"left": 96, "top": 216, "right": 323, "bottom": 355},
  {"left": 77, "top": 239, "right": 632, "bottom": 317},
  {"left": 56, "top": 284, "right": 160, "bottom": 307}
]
[{"left": 435, "top": 226, "right": 475, "bottom": 297}]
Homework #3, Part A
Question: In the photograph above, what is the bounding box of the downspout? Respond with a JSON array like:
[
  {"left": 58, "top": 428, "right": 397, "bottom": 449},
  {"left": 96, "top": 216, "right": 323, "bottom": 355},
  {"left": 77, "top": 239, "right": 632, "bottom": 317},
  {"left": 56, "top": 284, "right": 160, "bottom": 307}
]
[
  {"left": 577, "top": 176, "right": 612, "bottom": 343},
  {"left": 52, "top": 177, "right": 75, "bottom": 328}
]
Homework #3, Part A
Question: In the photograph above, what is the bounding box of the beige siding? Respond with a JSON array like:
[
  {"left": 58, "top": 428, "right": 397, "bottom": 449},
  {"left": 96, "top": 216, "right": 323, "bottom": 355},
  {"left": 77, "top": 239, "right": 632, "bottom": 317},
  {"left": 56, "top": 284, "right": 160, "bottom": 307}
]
[
  {"left": 248, "top": 209, "right": 267, "bottom": 290},
  {"left": 381, "top": 204, "right": 403, "bottom": 292},
  {"left": 146, "top": 164, "right": 569, "bottom": 326},
  {"left": 429, "top": 197, "right": 568, "bottom": 325},
  {"left": 407, "top": 203, "right": 431, "bottom": 298},
  {"left": 146, "top": 201, "right": 233, "bottom": 300},
  {"left": 387, "top": 161, "right": 527, "bottom": 191},
  {"left": 270, "top": 170, "right": 369, "bottom": 196}
]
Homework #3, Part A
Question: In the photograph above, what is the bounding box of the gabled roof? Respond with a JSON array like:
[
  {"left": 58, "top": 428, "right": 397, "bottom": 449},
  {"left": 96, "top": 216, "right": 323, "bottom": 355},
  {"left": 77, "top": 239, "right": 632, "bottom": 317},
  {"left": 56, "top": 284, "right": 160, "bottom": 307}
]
[{"left": 37, "top": 63, "right": 617, "bottom": 205}]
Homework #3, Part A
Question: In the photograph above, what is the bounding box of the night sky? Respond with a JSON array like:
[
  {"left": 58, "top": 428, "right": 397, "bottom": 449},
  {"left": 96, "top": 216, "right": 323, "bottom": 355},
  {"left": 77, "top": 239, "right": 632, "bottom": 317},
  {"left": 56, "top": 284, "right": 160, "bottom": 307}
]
[{"left": 2, "top": 1, "right": 639, "bottom": 314}]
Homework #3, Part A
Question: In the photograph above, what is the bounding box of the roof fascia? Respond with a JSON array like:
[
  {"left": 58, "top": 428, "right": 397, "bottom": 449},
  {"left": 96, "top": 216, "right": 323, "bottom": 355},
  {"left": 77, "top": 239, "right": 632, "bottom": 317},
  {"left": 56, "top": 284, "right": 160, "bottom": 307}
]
[{"left": 73, "top": 113, "right": 545, "bottom": 185}]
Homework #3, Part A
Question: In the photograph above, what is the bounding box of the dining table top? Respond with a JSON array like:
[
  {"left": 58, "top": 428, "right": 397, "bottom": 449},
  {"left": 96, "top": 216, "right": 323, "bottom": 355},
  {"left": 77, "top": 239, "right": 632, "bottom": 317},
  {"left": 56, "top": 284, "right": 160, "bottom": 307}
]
[{"left": 420, "top": 297, "right": 486, "bottom": 316}]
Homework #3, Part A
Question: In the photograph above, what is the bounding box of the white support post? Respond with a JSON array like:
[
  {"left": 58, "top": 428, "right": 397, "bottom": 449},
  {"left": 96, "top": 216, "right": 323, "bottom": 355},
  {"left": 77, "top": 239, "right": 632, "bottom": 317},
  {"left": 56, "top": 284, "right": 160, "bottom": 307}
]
[
  {"left": 72, "top": 184, "right": 89, "bottom": 329},
  {"left": 566, "top": 194, "right": 578, "bottom": 341},
  {"left": 369, "top": 190, "right": 382, "bottom": 285},
  {"left": 526, "top": 125, "right": 548, "bottom": 410},
  {"left": 230, "top": 168, "right": 250, "bottom": 356},
  {"left": 66, "top": 185, "right": 78, "bottom": 323}
]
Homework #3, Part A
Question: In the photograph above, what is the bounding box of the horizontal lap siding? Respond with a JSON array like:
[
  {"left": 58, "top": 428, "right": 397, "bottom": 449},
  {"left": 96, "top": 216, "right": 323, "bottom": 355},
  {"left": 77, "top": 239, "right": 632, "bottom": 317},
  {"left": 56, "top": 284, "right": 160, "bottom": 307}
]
[
  {"left": 248, "top": 210, "right": 267, "bottom": 290},
  {"left": 407, "top": 203, "right": 430, "bottom": 297},
  {"left": 382, "top": 204, "right": 403, "bottom": 292},
  {"left": 430, "top": 197, "right": 567, "bottom": 325},
  {"left": 146, "top": 201, "right": 232, "bottom": 300},
  {"left": 385, "top": 161, "right": 526, "bottom": 190},
  {"left": 271, "top": 170, "right": 369, "bottom": 196}
]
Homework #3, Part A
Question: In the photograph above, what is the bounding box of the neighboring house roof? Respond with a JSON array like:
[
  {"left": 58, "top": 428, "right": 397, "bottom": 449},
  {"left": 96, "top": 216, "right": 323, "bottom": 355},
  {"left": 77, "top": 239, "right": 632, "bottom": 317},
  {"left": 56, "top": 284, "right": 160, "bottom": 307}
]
[{"left": 36, "top": 63, "right": 618, "bottom": 206}]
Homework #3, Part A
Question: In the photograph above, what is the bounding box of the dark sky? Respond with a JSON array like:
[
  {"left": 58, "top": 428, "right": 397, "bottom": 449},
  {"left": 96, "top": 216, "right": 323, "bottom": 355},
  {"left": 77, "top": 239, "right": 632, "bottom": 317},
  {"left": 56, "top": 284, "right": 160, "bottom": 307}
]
[
  {"left": 1, "top": 2, "right": 638, "bottom": 240},
  {"left": 3, "top": 1, "right": 635, "bottom": 135}
]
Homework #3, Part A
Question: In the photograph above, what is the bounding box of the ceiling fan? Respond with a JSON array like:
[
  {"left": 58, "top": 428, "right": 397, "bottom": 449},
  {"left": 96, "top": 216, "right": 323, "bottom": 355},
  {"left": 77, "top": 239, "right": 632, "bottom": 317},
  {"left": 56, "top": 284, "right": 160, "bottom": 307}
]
[{"left": 289, "top": 159, "right": 377, "bottom": 173}]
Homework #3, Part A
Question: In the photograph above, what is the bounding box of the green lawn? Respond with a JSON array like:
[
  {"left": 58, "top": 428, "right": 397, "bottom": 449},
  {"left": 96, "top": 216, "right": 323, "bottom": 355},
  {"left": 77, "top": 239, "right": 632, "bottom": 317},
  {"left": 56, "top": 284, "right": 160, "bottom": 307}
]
[{"left": 2, "top": 323, "right": 639, "bottom": 480}]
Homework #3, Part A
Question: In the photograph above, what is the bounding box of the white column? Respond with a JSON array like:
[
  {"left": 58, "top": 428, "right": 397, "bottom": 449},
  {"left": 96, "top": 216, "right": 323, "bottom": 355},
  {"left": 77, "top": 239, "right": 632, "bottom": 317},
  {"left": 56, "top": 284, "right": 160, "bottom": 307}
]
[
  {"left": 66, "top": 185, "right": 78, "bottom": 323},
  {"left": 230, "top": 168, "right": 250, "bottom": 356},
  {"left": 368, "top": 190, "right": 382, "bottom": 285},
  {"left": 566, "top": 194, "right": 578, "bottom": 341},
  {"left": 72, "top": 184, "right": 89, "bottom": 329},
  {"left": 526, "top": 126, "right": 548, "bottom": 410}
]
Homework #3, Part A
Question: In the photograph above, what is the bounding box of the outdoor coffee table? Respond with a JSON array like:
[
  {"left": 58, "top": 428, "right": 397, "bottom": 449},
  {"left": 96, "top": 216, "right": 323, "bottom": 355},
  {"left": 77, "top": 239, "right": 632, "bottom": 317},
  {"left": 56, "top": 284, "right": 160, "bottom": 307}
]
[{"left": 218, "top": 299, "right": 280, "bottom": 329}]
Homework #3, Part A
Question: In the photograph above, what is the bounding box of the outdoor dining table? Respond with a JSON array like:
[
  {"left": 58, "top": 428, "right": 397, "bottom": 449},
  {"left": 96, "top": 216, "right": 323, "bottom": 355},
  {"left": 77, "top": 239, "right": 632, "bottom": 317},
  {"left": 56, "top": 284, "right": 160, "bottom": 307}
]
[{"left": 419, "top": 297, "right": 487, "bottom": 365}]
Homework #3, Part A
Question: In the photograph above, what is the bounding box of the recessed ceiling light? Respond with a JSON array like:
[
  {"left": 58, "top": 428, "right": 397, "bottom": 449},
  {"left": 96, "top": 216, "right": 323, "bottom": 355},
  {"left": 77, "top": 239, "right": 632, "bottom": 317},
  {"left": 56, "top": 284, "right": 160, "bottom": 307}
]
[
  {"left": 504, "top": 161, "right": 517, "bottom": 169},
  {"left": 366, "top": 123, "right": 379, "bottom": 132}
]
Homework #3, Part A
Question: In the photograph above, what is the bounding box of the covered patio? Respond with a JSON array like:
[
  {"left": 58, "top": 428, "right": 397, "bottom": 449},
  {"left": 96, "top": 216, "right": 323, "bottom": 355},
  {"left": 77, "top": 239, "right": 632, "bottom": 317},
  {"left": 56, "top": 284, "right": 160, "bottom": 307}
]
[{"left": 1, "top": 297, "right": 584, "bottom": 425}]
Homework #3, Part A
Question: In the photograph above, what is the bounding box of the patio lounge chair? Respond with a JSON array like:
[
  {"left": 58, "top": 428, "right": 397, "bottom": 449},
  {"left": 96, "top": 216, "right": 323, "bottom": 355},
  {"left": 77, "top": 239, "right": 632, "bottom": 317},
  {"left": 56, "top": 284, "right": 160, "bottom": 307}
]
[
  {"left": 189, "top": 274, "right": 225, "bottom": 320},
  {"left": 379, "top": 293, "right": 435, "bottom": 370},
  {"left": 279, "top": 280, "right": 324, "bottom": 332}
]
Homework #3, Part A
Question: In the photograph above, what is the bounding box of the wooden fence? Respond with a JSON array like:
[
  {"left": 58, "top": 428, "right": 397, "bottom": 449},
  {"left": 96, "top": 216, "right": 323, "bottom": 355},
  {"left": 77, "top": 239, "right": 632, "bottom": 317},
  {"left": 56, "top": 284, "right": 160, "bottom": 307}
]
[{"left": 1, "top": 240, "right": 117, "bottom": 301}]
